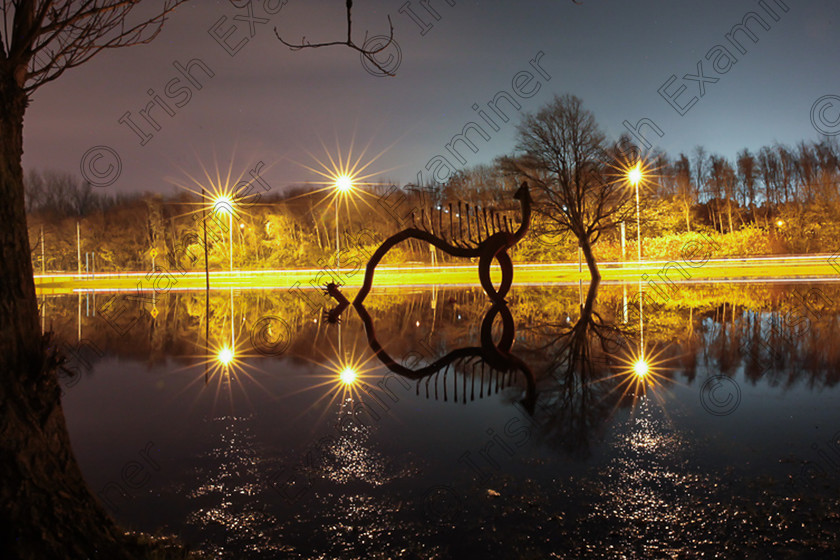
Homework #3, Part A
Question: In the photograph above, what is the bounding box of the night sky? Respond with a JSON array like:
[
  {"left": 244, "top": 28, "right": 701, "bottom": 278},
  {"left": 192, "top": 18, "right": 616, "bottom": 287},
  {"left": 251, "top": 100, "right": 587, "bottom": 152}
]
[{"left": 21, "top": 0, "right": 840, "bottom": 195}]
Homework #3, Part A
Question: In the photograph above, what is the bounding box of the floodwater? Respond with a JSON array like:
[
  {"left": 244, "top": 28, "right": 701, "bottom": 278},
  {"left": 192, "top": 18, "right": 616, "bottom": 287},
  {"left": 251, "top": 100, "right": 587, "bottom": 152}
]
[{"left": 48, "top": 280, "right": 840, "bottom": 559}]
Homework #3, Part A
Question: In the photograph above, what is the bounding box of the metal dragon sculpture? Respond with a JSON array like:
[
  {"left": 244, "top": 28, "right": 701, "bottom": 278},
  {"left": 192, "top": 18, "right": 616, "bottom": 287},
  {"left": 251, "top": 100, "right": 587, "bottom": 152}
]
[{"left": 331, "top": 181, "right": 531, "bottom": 310}]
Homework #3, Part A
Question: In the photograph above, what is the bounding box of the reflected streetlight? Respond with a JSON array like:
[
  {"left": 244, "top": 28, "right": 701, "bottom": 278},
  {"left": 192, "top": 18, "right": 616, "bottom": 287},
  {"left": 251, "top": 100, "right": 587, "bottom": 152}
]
[
  {"left": 334, "top": 175, "right": 354, "bottom": 269},
  {"left": 217, "top": 346, "right": 235, "bottom": 367},
  {"left": 339, "top": 366, "right": 357, "bottom": 385},
  {"left": 633, "top": 358, "right": 649, "bottom": 379},
  {"left": 212, "top": 289, "right": 237, "bottom": 378}
]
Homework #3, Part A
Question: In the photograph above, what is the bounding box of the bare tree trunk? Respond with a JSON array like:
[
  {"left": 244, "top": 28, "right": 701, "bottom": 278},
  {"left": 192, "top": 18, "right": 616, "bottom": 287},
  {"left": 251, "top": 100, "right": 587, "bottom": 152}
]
[
  {"left": 727, "top": 203, "right": 734, "bottom": 234},
  {"left": 579, "top": 235, "right": 600, "bottom": 281},
  {"left": 313, "top": 215, "right": 324, "bottom": 250},
  {"left": 0, "top": 80, "right": 163, "bottom": 560}
]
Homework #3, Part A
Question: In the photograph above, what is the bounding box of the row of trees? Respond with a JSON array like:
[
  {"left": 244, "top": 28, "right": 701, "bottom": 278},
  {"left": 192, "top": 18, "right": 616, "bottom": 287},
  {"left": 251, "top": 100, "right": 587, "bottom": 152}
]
[
  {"left": 498, "top": 95, "right": 840, "bottom": 277},
  {"left": 25, "top": 172, "right": 444, "bottom": 272},
  {"left": 652, "top": 141, "right": 840, "bottom": 237},
  {"left": 25, "top": 124, "right": 840, "bottom": 274}
]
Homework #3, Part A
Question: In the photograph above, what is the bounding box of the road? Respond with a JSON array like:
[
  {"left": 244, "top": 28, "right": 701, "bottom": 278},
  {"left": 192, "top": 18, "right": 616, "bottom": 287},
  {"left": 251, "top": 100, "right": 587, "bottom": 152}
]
[{"left": 33, "top": 254, "right": 840, "bottom": 294}]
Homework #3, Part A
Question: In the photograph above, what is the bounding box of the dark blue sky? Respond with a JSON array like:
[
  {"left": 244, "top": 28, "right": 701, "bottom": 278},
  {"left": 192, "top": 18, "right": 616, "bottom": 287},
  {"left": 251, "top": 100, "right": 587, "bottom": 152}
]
[{"left": 22, "top": 0, "right": 840, "bottom": 195}]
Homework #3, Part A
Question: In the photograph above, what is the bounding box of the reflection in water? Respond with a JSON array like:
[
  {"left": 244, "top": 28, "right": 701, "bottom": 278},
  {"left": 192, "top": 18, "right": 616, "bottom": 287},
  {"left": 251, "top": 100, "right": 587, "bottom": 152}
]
[
  {"left": 587, "top": 396, "right": 705, "bottom": 556},
  {"left": 339, "top": 366, "right": 357, "bottom": 385},
  {"left": 514, "top": 280, "right": 660, "bottom": 458},
  {"left": 48, "top": 281, "right": 840, "bottom": 557},
  {"left": 326, "top": 282, "right": 537, "bottom": 412},
  {"left": 184, "top": 415, "right": 287, "bottom": 558},
  {"left": 48, "top": 282, "right": 840, "bottom": 391},
  {"left": 633, "top": 358, "right": 648, "bottom": 378},
  {"left": 319, "top": 397, "right": 388, "bottom": 486},
  {"left": 216, "top": 346, "right": 234, "bottom": 367}
]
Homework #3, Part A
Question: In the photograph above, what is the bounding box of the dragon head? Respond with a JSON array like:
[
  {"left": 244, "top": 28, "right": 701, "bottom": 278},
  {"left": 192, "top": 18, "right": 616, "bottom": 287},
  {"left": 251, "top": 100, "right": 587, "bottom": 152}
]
[{"left": 513, "top": 182, "right": 532, "bottom": 204}]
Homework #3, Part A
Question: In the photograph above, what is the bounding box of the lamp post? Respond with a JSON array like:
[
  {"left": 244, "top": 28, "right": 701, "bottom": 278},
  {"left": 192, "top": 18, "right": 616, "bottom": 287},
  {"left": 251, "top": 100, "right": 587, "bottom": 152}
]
[
  {"left": 199, "top": 189, "right": 211, "bottom": 291},
  {"left": 627, "top": 162, "right": 644, "bottom": 262},
  {"left": 239, "top": 222, "right": 246, "bottom": 267},
  {"left": 620, "top": 221, "right": 626, "bottom": 263},
  {"left": 334, "top": 175, "right": 353, "bottom": 269},
  {"left": 212, "top": 195, "right": 235, "bottom": 273},
  {"left": 76, "top": 221, "right": 81, "bottom": 277}
]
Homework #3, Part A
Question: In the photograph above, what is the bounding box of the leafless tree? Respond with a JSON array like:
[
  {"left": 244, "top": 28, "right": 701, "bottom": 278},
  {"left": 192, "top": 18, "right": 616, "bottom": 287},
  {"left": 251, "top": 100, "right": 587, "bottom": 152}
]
[
  {"left": 23, "top": 167, "right": 45, "bottom": 213},
  {"left": 736, "top": 149, "right": 757, "bottom": 223},
  {"left": 673, "top": 153, "right": 695, "bottom": 232},
  {"left": 506, "top": 94, "right": 632, "bottom": 279},
  {"left": 709, "top": 154, "right": 737, "bottom": 233},
  {"left": 0, "top": 2, "right": 398, "bottom": 557},
  {"left": 1, "top": 3, "right": 191, "bottom": 554}
]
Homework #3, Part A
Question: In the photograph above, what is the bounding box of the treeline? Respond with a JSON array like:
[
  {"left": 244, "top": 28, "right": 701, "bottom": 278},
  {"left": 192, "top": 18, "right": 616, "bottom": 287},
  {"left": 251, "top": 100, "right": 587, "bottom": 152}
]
[
  {"left": 648, "top": 139, "right": 840, "bottom": 253},
  {"left": 25, "top": 170, "right": 479, "bottom": 273},
  {"left": 25, "top": 135, "right": 840, "bottom": 273}
]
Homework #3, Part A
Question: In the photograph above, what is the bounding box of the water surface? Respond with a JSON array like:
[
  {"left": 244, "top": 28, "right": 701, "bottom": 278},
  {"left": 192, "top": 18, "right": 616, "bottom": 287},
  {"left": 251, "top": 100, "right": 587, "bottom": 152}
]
[{"left": 50, "top": 281, "right": 840, "bottom": 558}]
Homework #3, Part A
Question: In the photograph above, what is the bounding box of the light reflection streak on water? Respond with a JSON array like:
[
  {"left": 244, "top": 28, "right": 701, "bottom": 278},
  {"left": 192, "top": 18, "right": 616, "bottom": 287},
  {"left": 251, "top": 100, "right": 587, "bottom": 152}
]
[
  {"left": 186, "top": 415, "right": 288, "bottom": 558},
  {"left": 319, "top": 397, "right": 388, "bottom": 486},
  {"left": 179, "top": 396, "right": 414, "bottom": 558},
  {"left": 586, "top": 397, "right": 721, "bottom": 557}
]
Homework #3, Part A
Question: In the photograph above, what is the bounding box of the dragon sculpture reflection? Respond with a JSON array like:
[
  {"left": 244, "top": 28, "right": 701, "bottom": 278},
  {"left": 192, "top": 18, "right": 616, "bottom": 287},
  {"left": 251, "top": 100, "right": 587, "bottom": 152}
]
[{"left": 327, "top": 285, "right": 536, "bottom": 413}]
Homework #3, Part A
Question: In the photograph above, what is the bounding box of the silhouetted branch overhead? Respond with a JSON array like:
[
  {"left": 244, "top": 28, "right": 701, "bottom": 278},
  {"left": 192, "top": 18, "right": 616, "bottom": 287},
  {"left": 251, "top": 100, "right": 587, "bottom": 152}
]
[
  {"left": 1, "top": 1, "right": 189, "bottom": 93},
  {"left": 274, "top": 0, "right": 396, "bottom": 76}
]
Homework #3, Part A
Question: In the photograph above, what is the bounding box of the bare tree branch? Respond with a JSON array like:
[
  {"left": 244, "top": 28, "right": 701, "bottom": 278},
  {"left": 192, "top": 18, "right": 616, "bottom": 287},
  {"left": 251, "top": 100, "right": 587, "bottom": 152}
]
[
  {"left": 274, "top": 0, "right": 397, "bottom": 77},
  {"left": 1, "top": 1, "right": 189, "bottom": 93}
]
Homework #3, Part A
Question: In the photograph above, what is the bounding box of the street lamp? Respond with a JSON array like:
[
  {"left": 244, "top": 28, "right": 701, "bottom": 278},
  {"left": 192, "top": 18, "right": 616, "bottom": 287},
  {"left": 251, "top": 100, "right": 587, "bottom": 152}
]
[
  {"left": 627, "top": 162, "right": 644, "bottom": 262},
  {"left": 334, "top": 175, "right": 353, "bottom": 269},
  {"left": 213, "top": 195, "right": 235, "bottom": 273}
]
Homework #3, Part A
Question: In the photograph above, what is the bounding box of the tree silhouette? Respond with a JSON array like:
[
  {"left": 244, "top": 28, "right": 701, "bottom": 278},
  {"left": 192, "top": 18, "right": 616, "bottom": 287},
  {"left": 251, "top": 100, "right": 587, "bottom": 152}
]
[
  {"left": 0, "top": 1, "right": 399, "bottom": 557},
  {"left": 521, "top": 280, "right": 637, "bottom": 458},
  {"left": 504, "top": 94, "right": 632, "bottom": 279}
]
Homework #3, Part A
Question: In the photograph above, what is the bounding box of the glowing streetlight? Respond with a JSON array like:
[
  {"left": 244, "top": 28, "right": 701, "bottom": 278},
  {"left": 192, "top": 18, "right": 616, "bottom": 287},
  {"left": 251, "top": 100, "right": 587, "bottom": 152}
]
[
  {"left": 627, "top": 165, "right": 643, "bottom": 187},
  {"left": 776, "top": 220, "right": 784, "bottom": 227},
  {"left": 213, "top": 195, "right": 235, "bottom": 273},
  {"left": 336, "top": 175, "right": 353, "bottom": 193},
  {"left": 627, "top": 162, "right": 644, "bottom": 262},
  {"left": 334, "top": 175, "right": 354, "bottom": 269}
]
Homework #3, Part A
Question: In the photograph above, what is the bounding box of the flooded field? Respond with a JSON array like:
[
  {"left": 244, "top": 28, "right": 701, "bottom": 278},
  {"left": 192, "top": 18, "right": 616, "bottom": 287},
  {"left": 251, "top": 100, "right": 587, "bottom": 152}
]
[{"left": 52, "top": 281, "right": 840, "bottom": 558}]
